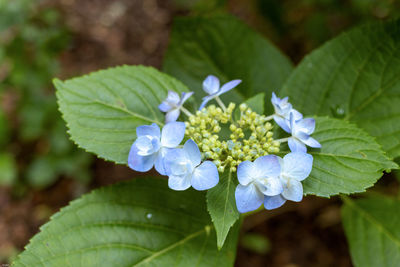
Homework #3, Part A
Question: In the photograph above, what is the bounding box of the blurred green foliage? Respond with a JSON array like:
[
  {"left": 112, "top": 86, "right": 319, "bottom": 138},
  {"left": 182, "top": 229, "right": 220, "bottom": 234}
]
[{"left": 0, "top": 0, "right": 92, "bottom": 188}]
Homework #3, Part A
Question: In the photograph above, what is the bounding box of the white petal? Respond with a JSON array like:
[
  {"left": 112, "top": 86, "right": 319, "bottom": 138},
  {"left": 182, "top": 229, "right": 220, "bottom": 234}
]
[
  {"left": 161, "top": 122, "right": 185, "bottom": 148},
  {"left": 282, "top": 179, "right": 303, "bottom": 202},
  {"left": 154, "top": 149, "right": 168, "bottom": 175},
  {"left": 136, "top": 123, "right": 160, "bottom": 138},
  {"left": 191, "top": 161, "right": 219, "bottom": 190},
  {"left": 288, "top": 137, "right": 307, "bottom": 153},
  {"left": 282, "top": 152, "right": 313, "bottom": 181},
  {"left": 168, "top": 174, "right": 192, "bottom": 191},
  {"left": 264, "top": 195, "right": 287, "bottom": 210},
  {"left": 203, "top": 75, "right": 220, "bottom": 95},
  {"left": 235, "top": 184, "right": 264, "bottom": 213},
  {"left": 165, "top": 109, "right": 180, "bottom": 123},
  {"left": 183, "top": 139, "right": 201, "bottom": 167}
]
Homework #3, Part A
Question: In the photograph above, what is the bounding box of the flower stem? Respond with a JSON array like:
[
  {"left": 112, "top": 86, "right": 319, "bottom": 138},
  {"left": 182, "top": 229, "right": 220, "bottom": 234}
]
[
  {"left": 264, "top": 114, "right": 274, "bottom": 121},
  {"left": 275, "top": 137, "right": 289, "bottom": 143},
  {"left": 181, "top": 107, "right": 193, "bottom": 117},
  {"left": 215, "top": 96, "right": 227, "bottom": 112}
]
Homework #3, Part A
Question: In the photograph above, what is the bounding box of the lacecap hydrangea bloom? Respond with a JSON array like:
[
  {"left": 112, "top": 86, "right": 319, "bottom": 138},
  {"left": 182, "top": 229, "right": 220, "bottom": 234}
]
[{"left": 128, "top": 74, "right": 321, "bottom": 213}]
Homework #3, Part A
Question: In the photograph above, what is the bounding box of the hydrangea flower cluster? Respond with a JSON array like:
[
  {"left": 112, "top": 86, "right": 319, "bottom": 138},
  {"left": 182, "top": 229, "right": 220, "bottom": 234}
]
[{"left": 128, "top": 75, "right": 321, "bottom": 213}]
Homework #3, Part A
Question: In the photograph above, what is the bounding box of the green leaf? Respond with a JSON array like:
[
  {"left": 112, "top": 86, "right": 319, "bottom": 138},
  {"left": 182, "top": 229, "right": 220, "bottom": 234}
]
[
  {"left": 207, "top": 171, "right": 239, "bottom": 249},
  {"left": 342, "top": 195, "right": 400, "bottom": 267},
  {"left": 292, "top": 117, "right": 397, "bottom": 197},
  {"left": 280, "top": 19, "right": 400, "bottom": 158},
  {"left": 244, "top": 93, "right": 264, "bottom": 114},
  {"left": 13, "top": 178, "right": 240, "bottom": 267},
  {"left": 54, "top": 65, "right": 190, "bottom": 164},
  {"left": 163, "top": 15, "right": 292, "bottom": 112}
]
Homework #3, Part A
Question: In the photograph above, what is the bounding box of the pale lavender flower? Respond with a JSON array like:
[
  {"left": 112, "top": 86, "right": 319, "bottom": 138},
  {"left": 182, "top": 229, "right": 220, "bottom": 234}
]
[
  {"left": 159, "top": 91, "right": 194, "bottom": 123},
  {"left": 271, "top": 92, "right": 302, "bottom": 133},
  {"left": 164, "top": 139, "right": 219, "bottom": 191},
  {"left": 288, "top": 113, "right": 321, "bottom": 153},
  {"left": 128, "top": 122, "right": 185, "bottom": 175},
  {"left": 199, "top": 75, "right": 241, "bottom": 110}
]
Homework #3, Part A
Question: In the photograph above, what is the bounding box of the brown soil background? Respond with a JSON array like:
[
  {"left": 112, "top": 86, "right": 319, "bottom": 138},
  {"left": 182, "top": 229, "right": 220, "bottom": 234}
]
[{"left": 2, "top": 0, "right": 397, "bottom": 266}]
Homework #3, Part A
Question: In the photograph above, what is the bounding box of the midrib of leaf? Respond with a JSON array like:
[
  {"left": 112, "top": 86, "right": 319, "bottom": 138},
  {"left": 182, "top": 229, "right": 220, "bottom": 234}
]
[
  {"left": 59, "top": 82, "right": 162, "bottom": 125},
  {"left": 133, "top": 224, "right": 213, "bottom": 266},
  {"left": 342, "top": 196, "right": 400, "bottom": 247},
  {"left": 220, "top": 171, "right": 233, "bottom": 241}
]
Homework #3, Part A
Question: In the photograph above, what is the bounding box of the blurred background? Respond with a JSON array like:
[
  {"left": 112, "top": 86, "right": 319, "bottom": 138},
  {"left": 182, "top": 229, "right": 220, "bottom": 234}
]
[{"left": 1, "top": 0, "right": 399, "bottom": 266}]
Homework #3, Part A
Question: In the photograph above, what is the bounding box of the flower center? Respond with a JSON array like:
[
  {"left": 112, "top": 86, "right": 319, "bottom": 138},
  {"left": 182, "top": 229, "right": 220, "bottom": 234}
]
[{"left": 185, "top": 103, "right": 280, "bottom": 173}]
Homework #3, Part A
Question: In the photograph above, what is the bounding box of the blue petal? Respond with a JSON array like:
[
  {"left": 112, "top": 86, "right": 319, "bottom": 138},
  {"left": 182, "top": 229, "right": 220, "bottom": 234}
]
[
  {"left": 166, "top": 91, "right": 180, "bottom": 105},
  {"left": 288, "top": 137, "right": 307, "bottom": 153},
  {"left": 235, "top": 183, "right": 264, "bottom": 213},
  {"left": 282, "top": 152, "right": 313, "bottom": 181},
  {"left": 165, "top": 109, "right": 180, "bottom": 123},
  {"left": 128, "top": 144, "right": 156, "bottom": 172},
  {"left": 199, "top": 95, "right": 213, "bottom": 110},
  {"left": 203, "top": 75, "right": 220, "bottom": 95},
  {"left": 160, "top": 122, "right": 185, "bottom": 148},
  {"left": 299, "top": 134, "right": 321, "bottom": 148},
  {"left": 218, "top": 79, "right": 241, "bottom": 95},
  {"left": 264, "top": 195, "right": 286, "bottom": 210},
  {"left": 297, "top": 118, "right": 315, "bottom": 134},
  {"left": 237, "top": 161, "right": 256, "bottom": 185},
  {"left": 168, "top": 174, "right": 192, "bottom": 191},
  {"left": 179, "top": 91, "right": 194, "bottom": 105},
  {"left": 154, "top": 148, "right": 169, "bottom": 175},
  {"left": 136, "top": 123, "right": 160, "bottom": 138},
  {"left": 183, "top": 139, "right": 201, "bottom": 167},
  {"left": 290, "top": 109, "right": 303, "bottom": 121},
  {"left": 282, "top": 179, "right": 303, "bottom": 202},
  {"left": 163, "top": 148, "right": 188, "bottom": 176},
  {"left": 191, "top": 161, "right": 219, "bottom": 190},
  {"left": 271, "top": 92, "right": 279, "bottom": 106},
  {"left": 254, "top": 155, "right": 281, "bottom": 178},
  {"left": 254, "top": 177, "right": 283, "bottom": 196},
  {"left": 158, "top": 101, "right": 172, "bottom": 112},
  {"left": 273, "top": 115, "right": 291, "bottom": 133}
]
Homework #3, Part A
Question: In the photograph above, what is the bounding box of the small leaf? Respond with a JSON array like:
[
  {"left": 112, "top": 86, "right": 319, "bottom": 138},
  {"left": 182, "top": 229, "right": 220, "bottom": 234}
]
[
  {"left": 244, "top": 93, "right": 265, "bottom": 114},
  {"left": 280, "top": 19, "right": 400, "bottom": 158},
  {"left": 54, "top": 65, "right": 190, "bottom": 164},
  {"left": 291, "top": 117, "right": 397, "bottom": 197},
  {"left": 13, "top": 178, "right": 240, "bottom": 267},
  {"left": 163, "top": 15, "right": 292, "bottom": 113},
  {"left": 342, "top": 195, "right": 400, "bottom": 267},
  {"left": 207, "top": 171, "right": 239, "bottom": 249}
]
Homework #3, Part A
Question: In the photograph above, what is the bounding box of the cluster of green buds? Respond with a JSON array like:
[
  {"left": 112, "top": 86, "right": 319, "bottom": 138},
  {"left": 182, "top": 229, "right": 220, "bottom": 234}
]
[{"left": 185, "top": 102, "right": 280, "bottom": 173}]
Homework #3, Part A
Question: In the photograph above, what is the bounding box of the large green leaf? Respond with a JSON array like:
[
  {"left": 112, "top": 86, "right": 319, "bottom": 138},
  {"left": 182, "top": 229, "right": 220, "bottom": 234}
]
[
  {"left": 163, "top": 15, "right": 293, "bottom": 113},
  {"left": 290, "top": 117, "right": 397, "bottom": 197},
  {"left": 206, "top": 171, "right": 239, "bottom": 249},
  {"left": 280, "top": 19, "right": 400, "bottom": 158},
  {"left": 12, "top": 178, "right": 239, "bottom": 267},
  {"left": 342, "top": 195, "right": 400, "bottom": 267},
  {"left": 54, "top": 65, "right": 190, "bottom": 164}
]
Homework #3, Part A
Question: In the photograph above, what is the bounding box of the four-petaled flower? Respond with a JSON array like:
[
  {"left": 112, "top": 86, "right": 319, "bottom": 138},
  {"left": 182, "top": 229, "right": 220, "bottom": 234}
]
[
  {"left": 128, "top": 122, "right": 185, "bottom": 175},
  {"left": 164, "top": 139, "right": 219, "bottom": 191},
  {"left": 199, "top": 75, "right": 241, "bottom": 110},
  {"left": 235, "top": 155, "right": 283, "bottom": 213},
  {"left": 288, "top": 113, "right": 321, "bottom": 153},
  {"left": 159, "top": 91, "right": 194, "bottom": 123},
  {"left": 271, "top": 92, "right": 302, "bottom": 133},
  {"left": 264, "top": 152, "right": 313, "bottom": 210}
]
